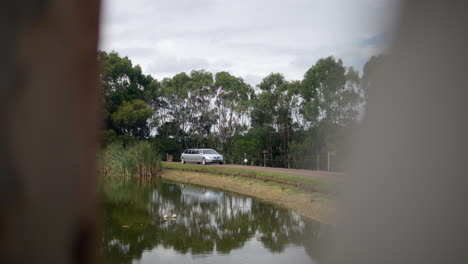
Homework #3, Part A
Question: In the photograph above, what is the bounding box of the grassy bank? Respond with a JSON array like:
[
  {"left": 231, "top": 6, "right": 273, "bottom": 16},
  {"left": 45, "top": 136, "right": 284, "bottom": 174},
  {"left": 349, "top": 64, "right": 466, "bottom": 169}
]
[
  {"left": 162, "top": 162, "right": 335, "bottom": 196},
  {"left": 160, "top": 169, "right": 334, "bottom": 223}
]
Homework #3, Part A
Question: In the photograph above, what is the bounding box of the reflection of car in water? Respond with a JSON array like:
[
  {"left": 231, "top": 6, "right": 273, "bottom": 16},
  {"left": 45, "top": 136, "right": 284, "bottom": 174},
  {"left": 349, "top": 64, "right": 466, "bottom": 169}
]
[{"left": 180, "top": 148, "right": 224, "bottom": 165}]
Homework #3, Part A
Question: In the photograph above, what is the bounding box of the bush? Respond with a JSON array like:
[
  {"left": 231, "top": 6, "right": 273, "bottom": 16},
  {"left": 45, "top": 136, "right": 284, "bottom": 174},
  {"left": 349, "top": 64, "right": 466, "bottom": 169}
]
[{"left": 151, "top": 138, "right": 183, "bottom": 161}]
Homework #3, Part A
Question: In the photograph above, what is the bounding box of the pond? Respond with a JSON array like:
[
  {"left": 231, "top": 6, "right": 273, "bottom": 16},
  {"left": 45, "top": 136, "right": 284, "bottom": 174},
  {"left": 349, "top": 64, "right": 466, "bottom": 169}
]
[{"left": 101, "top": 179, "right": 327, "bottom": 264}]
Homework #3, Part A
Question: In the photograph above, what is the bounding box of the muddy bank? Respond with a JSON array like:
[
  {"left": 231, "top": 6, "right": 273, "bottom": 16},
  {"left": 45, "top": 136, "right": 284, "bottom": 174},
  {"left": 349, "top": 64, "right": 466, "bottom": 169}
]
[{"left": 160, "top": 169, "right": 334, "bottom": 224}]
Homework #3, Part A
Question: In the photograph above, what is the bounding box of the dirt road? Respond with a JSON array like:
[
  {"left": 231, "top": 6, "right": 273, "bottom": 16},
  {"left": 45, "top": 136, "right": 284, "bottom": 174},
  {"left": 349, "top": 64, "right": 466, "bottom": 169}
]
[{"left": 210, "top": 164, "right": 343, "bottom": 179}]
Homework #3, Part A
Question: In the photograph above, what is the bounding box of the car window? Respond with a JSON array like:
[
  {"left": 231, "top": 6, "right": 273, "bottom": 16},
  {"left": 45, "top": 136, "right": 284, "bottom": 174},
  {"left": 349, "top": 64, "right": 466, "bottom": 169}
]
[
  {"left": 194, "top": 150, "right": 199, "bottom": 154},
  {"left": 203, "top": 149, "right": 218, "bottom": 154}
]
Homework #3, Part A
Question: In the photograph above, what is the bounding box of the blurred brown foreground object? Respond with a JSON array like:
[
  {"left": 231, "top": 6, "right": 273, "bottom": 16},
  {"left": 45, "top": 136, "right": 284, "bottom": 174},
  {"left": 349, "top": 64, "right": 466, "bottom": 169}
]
[
  {"left": 0, "top": 0, "right": 101, "bottom": 263},
  {"left": 327, "top": 1, "right": 468, "bottom": 264},
  {"left": 1, "top": 0, "right": 467, "bottom": 264}
]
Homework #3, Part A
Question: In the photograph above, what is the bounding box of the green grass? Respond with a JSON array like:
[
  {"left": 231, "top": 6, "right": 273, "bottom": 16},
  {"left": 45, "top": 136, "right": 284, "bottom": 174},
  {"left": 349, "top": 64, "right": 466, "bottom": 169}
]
[
  {"left": 162, "top": 162, "right": 335, "bottom": 195},
  {"left": 98, "top": 142, "right": 162, "bottom": 179}
]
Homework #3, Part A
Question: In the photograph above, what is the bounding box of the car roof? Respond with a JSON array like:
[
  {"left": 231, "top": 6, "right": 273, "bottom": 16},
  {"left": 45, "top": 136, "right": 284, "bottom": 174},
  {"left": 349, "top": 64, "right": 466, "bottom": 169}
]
[{"left": 187, "top": 148, "right": 214, "bottom": 150}]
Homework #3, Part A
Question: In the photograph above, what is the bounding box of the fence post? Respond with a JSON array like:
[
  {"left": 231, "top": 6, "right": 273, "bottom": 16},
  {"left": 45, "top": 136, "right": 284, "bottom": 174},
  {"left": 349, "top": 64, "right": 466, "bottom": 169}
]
[
  {"left": 317, "top": 154, "right": 320, "bottom": 171},
  {"left": 327, "top": 151, "right": 330, "bottom": 171}
]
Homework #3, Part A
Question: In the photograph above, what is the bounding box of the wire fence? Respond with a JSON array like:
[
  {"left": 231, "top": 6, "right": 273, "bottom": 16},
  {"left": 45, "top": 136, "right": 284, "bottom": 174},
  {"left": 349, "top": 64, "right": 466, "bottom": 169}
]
[
  {"left": 286, "top": 153, "right": 335, "bottom": 171},
  {"left": 243, "top": 152, "right": 342, "bottom": 172},
  {"left": 165, "top": 149, "right": 344, "bottom": 172},
  {"left": 166, "top": 152, "right": 343, "bottom": 172}
]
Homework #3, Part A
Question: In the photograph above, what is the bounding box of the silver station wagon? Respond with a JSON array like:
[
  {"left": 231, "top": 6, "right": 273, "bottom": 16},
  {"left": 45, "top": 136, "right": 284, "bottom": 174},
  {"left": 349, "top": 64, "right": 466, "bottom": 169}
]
[{"left": 181, "top": 148, "right": 224, "bottom": 165}]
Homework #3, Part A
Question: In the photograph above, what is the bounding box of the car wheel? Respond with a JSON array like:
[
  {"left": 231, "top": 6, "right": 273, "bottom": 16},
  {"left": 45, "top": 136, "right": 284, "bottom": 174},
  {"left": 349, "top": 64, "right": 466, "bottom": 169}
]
[
  {"left": 181, "top": 159, "right": 185, "bottom": 164},
  {"left": 202, "top": 158, "right": 206, "bottom": 165},
  {"left": 219, "top": 162, "right": 223, "bottom": 165}
]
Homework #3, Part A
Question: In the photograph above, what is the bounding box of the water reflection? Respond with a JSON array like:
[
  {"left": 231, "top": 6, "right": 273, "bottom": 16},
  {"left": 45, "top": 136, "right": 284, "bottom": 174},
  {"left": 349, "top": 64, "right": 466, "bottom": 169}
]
[{"left": 101, "top": 180, "right": 326, "bottom": 264}]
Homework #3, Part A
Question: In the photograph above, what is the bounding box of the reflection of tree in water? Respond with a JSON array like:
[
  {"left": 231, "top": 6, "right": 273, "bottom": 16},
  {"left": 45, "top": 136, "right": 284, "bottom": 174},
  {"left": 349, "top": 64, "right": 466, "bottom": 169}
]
[
  {"left": 101, "top": 180, "right": 326, "bottom": 264},
  {"left": 301, "top": 220, "right": 329, "bottom": 263}
]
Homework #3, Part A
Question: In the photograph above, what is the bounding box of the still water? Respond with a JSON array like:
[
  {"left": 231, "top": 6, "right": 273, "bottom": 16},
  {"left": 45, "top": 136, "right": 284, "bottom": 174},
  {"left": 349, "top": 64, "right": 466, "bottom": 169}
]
[{"left": 101, "top": 180, "right": 327, "bottom": 264}]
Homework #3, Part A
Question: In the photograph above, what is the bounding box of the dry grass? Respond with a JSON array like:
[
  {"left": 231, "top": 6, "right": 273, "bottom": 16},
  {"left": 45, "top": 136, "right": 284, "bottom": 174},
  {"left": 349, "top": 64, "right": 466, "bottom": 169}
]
[{"left": 163, "top": 162, "right": 336, "bottom": 196}]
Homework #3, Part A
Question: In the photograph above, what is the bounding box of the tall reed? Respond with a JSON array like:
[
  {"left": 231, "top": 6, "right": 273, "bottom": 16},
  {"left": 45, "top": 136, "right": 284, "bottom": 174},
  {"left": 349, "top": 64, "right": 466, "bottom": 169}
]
[{"left": 98, "top": 141, "right": 162, "bottom": 180}]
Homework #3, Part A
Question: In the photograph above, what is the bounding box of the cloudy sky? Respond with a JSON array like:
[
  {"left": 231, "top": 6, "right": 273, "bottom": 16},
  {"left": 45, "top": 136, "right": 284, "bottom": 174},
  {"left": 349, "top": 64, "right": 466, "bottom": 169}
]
[{"left": 100, "top": 0, "right": 400, "bottom": 86}]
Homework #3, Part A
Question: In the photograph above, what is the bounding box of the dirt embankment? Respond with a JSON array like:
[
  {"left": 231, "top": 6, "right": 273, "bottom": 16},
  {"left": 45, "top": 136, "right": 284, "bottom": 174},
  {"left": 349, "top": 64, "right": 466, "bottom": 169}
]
[{"left": 160, "top": 169, "right": 334, "bottom": 224}]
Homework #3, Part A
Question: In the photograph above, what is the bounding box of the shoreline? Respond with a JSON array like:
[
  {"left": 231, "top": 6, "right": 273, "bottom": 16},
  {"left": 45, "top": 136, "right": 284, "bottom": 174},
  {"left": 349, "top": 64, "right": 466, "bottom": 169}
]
[{"left": 160, "top": 169, "right": 334, "bottom": 224}]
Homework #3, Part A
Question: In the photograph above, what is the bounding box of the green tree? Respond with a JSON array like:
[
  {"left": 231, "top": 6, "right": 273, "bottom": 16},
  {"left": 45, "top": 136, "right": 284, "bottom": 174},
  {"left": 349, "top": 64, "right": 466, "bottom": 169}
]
[
  {"left": 300, "top": 57, "right": 362, "bottom": 154},
  {"left": 111, "top": 100, "right": 154, "bottom": 139},
  {"left": 213, "top": 72, "right": 253, "bottom": 161},
  {"left": 186, "top": 70, "right": 216, "bottom": 147},
  {"left": 301, "top": 57, "right": 346, "bottom": 125},
  {"left": 251, "top": 73, "right": 299, "bottom": 167},
  {"left": 158, "top": 70, "right": 218, "bottom": 149},
  {"left": 159, "top": 73, "right": 191, "bottom": 145},
  {"left": 98, "top": 51, "right": 159, "bottom": 144},
  {"left": 361, "top": 55, "right": 385, "bottom": 104}
]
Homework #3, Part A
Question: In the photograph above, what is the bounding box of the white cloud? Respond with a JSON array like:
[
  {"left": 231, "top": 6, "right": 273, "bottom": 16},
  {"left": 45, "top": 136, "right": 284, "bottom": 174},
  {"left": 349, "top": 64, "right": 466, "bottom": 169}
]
[
  {"left": 100, "top": 0, "right": 401, "bottom": 85},
  {"left": 148, "top": 56, "right": 209, "bottom": 74}
]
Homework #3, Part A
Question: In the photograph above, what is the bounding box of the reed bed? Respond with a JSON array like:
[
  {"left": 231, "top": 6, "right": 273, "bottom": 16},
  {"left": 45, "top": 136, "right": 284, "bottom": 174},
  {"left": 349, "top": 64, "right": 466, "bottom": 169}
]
[{"left": 98, "top": 141, "right": 162, "bottom": 180}]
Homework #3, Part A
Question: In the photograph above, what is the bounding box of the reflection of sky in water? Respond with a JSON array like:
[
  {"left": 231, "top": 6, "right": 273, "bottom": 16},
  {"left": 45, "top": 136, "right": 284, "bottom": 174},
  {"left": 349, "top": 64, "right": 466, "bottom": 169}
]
[
  {"left": 151, "top": 184, "right": 254, "bottom": 220},
  {"left": 180, "top": 185, "right": 225, "bottom": 203},
  {"left": 180, "top": 185, "right": 254, "bottom": 219},
  {"left": 136, "top": 238, "right": 317, "bottom": 264}
]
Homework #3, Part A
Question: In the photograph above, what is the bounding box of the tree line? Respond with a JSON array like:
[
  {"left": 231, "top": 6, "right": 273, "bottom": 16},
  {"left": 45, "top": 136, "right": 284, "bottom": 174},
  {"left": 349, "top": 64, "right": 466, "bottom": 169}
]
[{"left": 99, "top": 50, "right": 380, "bottom": 169}]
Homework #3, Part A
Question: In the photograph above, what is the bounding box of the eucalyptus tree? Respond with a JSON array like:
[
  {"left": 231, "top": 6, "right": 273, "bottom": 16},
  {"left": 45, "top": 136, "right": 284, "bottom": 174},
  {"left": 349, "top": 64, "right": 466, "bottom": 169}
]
[
  {"left": 300, "top": 56, "right": 362, "bottom": 154},
  {"left": 341, "top": 67, "right": 363, "bottom": 125},
  {"left": 185, "top": 70, "right": 216, "bottom": 147},
  {"left": 251, "top": 73, "right": 300, "bottom": 167},
  {"left": 213, "top": 72, "right": 253, "bottom": 160},
  {"left": 158, "top": 70, "right": 217, "bottom": 148},
  {"left": 301, "top": 57, "right": 345, "bottom": 125},
  {"left": 276, "top": 80, "right": 301, "bottom": 167},
  {"left": 159, "top": 73, "right": 191, "bottom": 145},
  {"left": 361, "top": 55, "right": 384, "bottom": 106}
]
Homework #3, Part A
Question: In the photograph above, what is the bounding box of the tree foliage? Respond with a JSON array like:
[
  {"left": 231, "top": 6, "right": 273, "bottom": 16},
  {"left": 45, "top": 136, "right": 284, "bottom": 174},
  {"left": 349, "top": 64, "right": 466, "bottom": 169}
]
[
  {"left": 99, "top": 51, "right": 158, "bottom": 143},
  {"left": 99, "top": 51, "right": 369, "bottom": 170},
  {"left": 111, "top": 100, "right": 153, "bottom": 139}
]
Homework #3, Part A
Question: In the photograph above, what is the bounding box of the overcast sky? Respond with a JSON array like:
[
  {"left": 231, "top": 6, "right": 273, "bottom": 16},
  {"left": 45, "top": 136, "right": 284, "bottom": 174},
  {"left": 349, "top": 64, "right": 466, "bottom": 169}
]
[{"left": 99, "top": 0, "right": 400, "bottom": 86}]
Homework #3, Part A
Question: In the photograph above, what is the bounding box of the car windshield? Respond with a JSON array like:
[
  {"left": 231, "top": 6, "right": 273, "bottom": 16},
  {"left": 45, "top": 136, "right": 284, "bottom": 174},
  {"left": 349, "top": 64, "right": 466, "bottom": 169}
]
[{"left": 203, "top": 149, "right": 218, "bottom": 154}]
